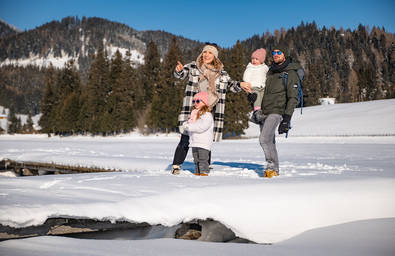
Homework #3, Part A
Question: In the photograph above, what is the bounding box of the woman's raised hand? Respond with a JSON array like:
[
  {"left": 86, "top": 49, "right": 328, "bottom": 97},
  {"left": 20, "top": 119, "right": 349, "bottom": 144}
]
[{"left": 175, "top": 61, "right": 184, "bottom": 72}]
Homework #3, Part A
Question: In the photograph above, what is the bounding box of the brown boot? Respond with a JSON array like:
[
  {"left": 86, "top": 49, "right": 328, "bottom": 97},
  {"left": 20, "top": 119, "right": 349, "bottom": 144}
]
[{"left": 264, "top": 169, "right": 279, "bottom": 178}]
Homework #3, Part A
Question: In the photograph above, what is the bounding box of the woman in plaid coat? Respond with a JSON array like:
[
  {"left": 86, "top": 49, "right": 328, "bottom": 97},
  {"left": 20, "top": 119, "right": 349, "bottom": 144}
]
[{"left": 171, "top": 43, "right": 251, "bottom": 175}]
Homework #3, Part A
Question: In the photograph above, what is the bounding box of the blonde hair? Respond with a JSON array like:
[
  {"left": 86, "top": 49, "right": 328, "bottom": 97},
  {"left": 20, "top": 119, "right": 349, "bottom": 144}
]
[
  {"left": 198, "top": 55, "right": 222, "bottom": 70},
  {"left": 195, "top": 104, "right": 211, "bottom": 120}
]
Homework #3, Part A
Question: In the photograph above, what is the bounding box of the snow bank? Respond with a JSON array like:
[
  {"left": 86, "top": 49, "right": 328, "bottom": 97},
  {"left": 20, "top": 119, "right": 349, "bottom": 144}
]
[
  {"left": 243, "top": 99, "right": 395, "bottom": 137},
  {"left": 1, "top": 218, "right": 394, "bottom": 256},
  {"left": 1, "top": 168, "right": 394, "bottom": 243}
]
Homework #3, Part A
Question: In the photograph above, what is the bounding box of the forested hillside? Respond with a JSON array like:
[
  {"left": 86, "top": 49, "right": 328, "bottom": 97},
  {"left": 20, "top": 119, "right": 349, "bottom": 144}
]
[
  {"left": 0, "top": 16, "right": 203, "bottom": 115},
  {"left": 0, "top": 19, "right": 20, "bottom": 38},
  {"left": 240, "top": 22, "right": 394, "bottom": 105},
  {"left": 0, "top": 17, "right": 393, "bottom": 136},
  {"left": 0, "top": 16, "right": 202, "bottom": 69}
]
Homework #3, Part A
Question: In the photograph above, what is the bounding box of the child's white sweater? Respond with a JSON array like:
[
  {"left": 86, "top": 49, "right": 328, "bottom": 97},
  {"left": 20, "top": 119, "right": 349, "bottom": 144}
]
[
  {"left": 182, "top": 112, "right": 214, "bottom": 151},
  {"left": 243, "top": 63, "right": 269, "bottom": 89}
]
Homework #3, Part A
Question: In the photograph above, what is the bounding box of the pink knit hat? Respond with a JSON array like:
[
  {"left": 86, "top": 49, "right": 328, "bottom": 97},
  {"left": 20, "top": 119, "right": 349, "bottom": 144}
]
[
  {"left": 193, "top": 91, "right": 209, "bottom": 106},
  {"left": 251, "top": 48, "right": 267, "bottom": 63}
]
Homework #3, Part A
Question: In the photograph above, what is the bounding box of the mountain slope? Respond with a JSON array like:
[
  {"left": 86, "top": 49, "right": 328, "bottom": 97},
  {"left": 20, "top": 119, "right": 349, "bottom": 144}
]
[
  {"left": 0, "top": 19, "right": 20, "bottom": 38},
  {"left": 0, "top": 16, "right": 202, "bottom": 71}
]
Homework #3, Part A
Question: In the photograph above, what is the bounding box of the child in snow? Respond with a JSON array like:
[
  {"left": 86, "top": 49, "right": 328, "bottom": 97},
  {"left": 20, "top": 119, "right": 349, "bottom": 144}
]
[
  {"left": 243, "top": 48, "right": 269, "bottom": 124},
  {"left": 182, "top": 91, "right": 214, "bottom": 176}
]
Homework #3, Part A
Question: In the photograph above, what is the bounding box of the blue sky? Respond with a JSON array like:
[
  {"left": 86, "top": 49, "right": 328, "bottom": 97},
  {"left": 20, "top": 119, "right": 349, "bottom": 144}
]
[{"left": 0, "top": 0, "right": 394, "bottom": 48}]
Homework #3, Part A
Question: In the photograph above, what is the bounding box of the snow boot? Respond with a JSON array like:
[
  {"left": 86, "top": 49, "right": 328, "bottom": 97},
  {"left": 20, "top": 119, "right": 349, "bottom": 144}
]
[
  {"left": 171, "top": 165, "right": 181, "bottom": 175},
  {"left": 264, "top": 169, "right": 279, "bottom": 178}
]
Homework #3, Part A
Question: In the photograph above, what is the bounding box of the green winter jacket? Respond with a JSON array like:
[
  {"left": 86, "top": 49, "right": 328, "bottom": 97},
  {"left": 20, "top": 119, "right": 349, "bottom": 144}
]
[{"left": 261, "top": 62, "right": 302, "bottom": 117}]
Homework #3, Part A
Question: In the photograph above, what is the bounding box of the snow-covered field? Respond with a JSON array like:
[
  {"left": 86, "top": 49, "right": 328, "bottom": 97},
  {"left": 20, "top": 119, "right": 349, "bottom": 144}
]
[{"left": 1, "top": 99, "right": 395, "bottom": 255}]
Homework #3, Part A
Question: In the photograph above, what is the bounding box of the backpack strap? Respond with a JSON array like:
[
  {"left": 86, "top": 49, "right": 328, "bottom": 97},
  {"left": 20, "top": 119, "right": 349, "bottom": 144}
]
[
  {"left": 281, "top": 72, "right": 290, "bottom": 138},
  {"left": 299, "top": 82, "right": 304, "bottom": 115},
  {"left": 282, "top": 72, "right": 288, "bottom": 91}
]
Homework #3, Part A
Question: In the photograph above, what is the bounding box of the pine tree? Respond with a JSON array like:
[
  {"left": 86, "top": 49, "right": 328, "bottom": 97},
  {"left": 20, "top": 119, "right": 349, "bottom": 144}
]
[
  {"left": 121, "top": 51, "right": 138, "bottom": 132},
  {"left": 357, "top": 63, "right": 376, "bottom": 101},
  {"left": 303, "top": 62, "right": 322, "bottom": 105},
  {"left": 138, "top": 41, "right": 161, "bottom": 130},
  {"left": 55, "top": 61, "right": 82, "bottom": 135},
  {"left": 107, "top": 50, "right": 124, "bottom": 134},
  {"left": 59, "top": 91, "right": 81, "bottom": 134},
  {"left": 222, "top": 41, "right": 250, "bottom": 138},
  {"left": 141, "top": 41, "right": 161, "bottom": 105},
  {"left": 109, "top": 50, "right": 137, "bottom": 133},
  {"left": 39, "top": 65, "right": 58, "bottom": 134},
  {"left": 164, "top": 37, "right": 184, "bottom": 132},
  {"left": 80, "top": 46, "right": 111, "bottom": 135},
  {"left": 148, "top": 37, "right": 183, "bottom": 132},
  {"left": 8, "top": 109, "right": 22, "bottom": 134}
]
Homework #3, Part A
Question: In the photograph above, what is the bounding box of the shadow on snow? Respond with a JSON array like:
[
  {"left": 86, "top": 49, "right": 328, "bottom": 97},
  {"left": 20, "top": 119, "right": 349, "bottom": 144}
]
[{"left": 167, "top": 161, "right": 265, "bottom": 177}]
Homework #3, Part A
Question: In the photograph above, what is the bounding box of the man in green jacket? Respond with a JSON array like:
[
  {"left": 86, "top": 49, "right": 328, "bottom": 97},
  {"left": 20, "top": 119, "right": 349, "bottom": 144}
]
[{"left": 259, "top": 48, "right": 301, "bottom": 178}]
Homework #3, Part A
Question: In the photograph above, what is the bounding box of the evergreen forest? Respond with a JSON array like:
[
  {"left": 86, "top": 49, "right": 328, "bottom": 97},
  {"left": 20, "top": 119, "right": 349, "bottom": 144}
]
[{"left": 0, "top": 18, "right": 393, "bottom": 137}]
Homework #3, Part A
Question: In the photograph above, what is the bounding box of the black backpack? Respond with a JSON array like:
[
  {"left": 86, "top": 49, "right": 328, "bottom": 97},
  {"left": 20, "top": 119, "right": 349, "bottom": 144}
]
[
  {"left": 281, "top": 68, "right": 305, "bottom": 114},
  {"left": 280, "top": 68, "right": 305, "bottom": 137}
]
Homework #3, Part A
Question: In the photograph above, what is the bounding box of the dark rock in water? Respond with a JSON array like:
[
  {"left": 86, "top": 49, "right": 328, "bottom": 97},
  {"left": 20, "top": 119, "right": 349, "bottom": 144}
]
[
  {"left": 175, "top": 222, "right": 201, "bottom": 239},
  {"left": 178, "top": 229, "right": 202, "bottom": 240},
  {"left": 199, "top": 219, "right": 236, "bottom": 242},
  {"left": 175, "top": 219, "right": 255, "bottom": 243}
]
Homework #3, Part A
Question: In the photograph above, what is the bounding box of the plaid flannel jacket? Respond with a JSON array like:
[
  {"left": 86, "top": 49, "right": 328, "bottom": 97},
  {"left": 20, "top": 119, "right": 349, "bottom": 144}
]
[{"left": 174, "top": 61, "right": 242, "bottom": 142}]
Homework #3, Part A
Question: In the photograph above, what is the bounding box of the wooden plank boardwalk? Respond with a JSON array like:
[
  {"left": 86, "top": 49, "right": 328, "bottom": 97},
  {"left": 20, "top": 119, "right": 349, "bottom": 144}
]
[{"left": 0, "top": 158, "right": 119, "bottom": 176}]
